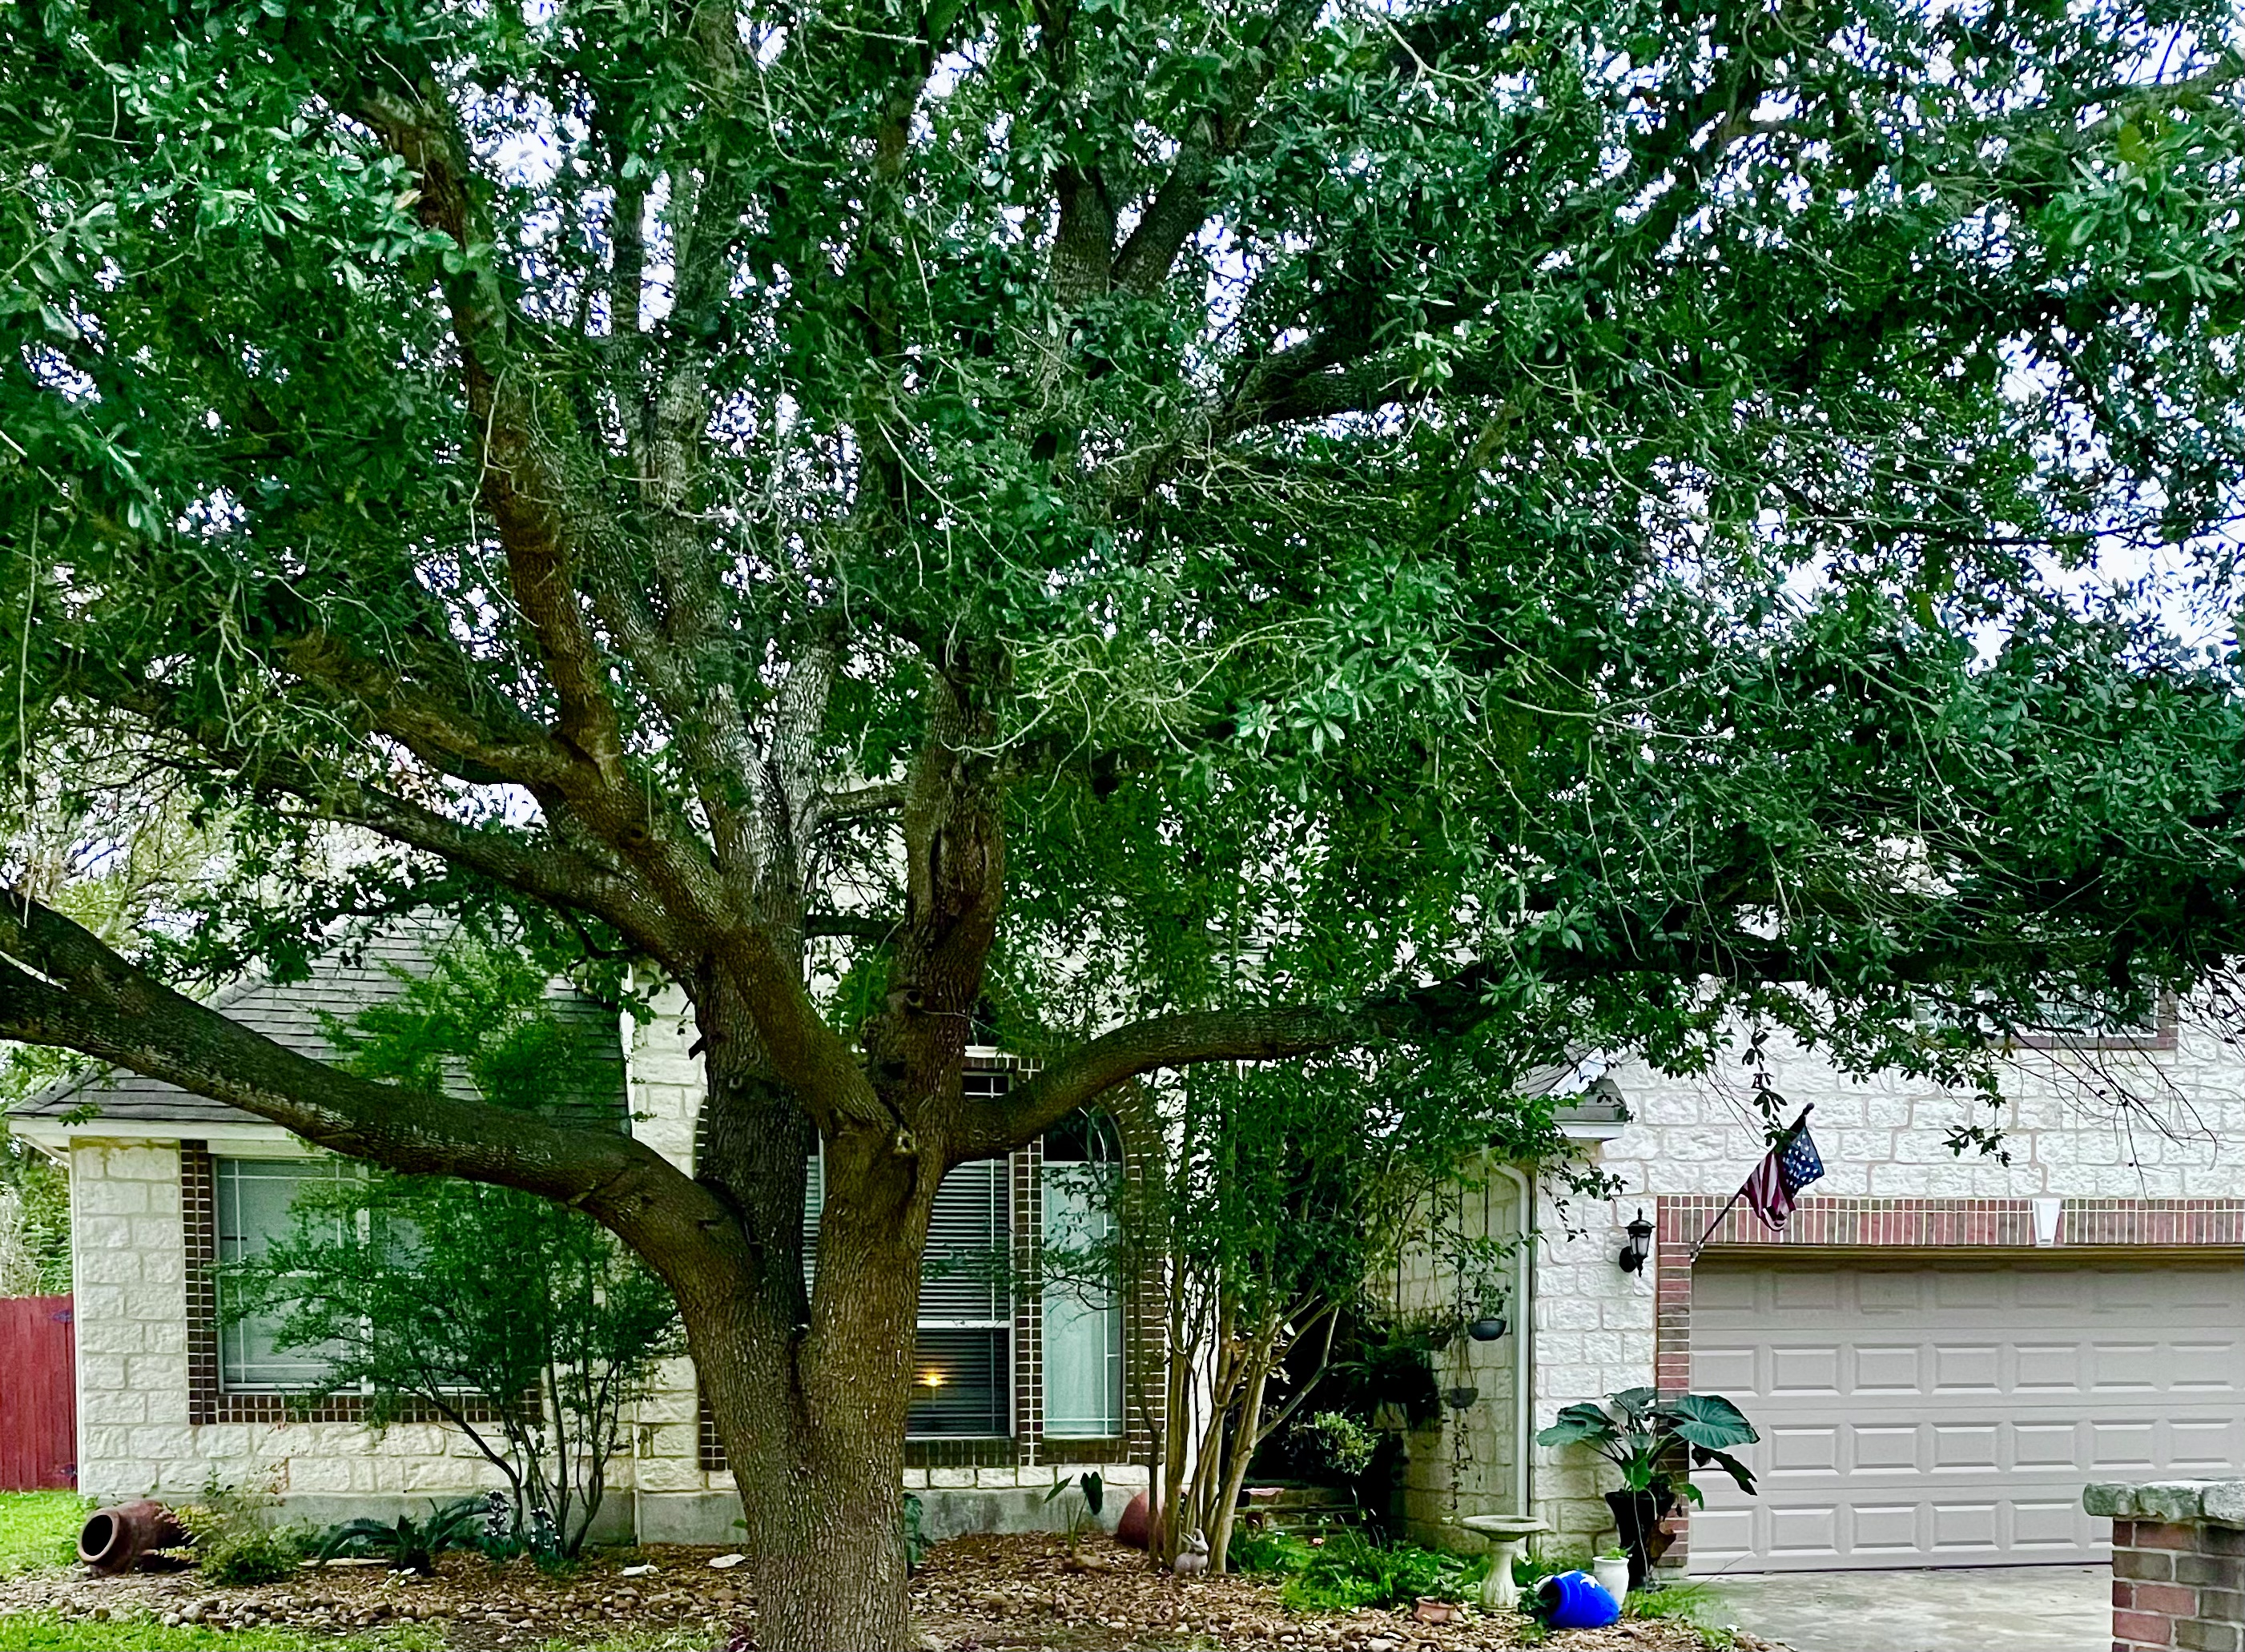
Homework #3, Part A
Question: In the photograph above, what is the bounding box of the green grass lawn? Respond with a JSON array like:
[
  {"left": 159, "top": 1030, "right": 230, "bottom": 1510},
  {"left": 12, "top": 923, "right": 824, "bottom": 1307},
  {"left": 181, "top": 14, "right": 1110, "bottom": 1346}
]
[
  {"left": 0, "top": 1496, "right": 83, "bottom": 1578},
  {"left": 0, "top": 1612, "right": 443, "bottom": 1651}
]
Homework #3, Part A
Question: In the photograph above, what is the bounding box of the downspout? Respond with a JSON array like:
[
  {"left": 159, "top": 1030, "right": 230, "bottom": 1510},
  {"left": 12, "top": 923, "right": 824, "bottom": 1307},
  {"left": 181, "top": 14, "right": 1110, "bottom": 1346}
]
[{"left": 1493, "top": 1162, "right": 1535, "bottom": 1520}]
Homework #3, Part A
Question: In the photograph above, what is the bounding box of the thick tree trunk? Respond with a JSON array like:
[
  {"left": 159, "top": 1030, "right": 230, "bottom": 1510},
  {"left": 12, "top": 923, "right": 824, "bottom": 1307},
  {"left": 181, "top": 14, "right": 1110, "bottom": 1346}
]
[
  {"left": 687, "top": 988, "right": 939, "bottom": 1650},
  {"left": 687, "top": 1164, "right": 933, "bottom": 1648},
  {"left": 696, "top": 1292, "right": 922, "bottom": 1650}
]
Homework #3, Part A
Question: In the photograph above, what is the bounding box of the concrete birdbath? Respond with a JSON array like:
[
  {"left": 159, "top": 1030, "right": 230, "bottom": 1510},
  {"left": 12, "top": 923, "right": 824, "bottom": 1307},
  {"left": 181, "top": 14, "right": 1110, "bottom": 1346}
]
[{"left": 1459, "top": 1513, "right": 1552, "bottom": 1614}]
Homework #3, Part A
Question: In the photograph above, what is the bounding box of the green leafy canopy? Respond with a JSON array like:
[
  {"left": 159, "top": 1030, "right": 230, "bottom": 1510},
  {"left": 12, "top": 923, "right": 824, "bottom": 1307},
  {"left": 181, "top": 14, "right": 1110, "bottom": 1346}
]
[{"left": 6, "top": 0, "right": 2245, "bottom": 1115}]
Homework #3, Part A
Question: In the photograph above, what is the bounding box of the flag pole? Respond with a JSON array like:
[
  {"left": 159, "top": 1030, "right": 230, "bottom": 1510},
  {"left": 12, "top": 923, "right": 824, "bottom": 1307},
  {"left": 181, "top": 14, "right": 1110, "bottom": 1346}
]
[{"left": 1692, "top": 1103, "right": 1815, "bottom": 1258}]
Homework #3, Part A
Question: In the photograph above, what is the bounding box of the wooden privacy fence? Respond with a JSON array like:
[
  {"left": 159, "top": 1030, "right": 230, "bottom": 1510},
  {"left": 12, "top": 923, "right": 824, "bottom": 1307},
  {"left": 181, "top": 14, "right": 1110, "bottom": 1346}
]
[{"left": 0, "top": 1294, "right": 75, "bottom": 1489}]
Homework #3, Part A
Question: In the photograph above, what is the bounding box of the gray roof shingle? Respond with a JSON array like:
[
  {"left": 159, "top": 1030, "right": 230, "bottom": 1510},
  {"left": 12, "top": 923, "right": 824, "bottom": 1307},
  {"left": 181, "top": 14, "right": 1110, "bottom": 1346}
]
[{"left": 7, "top": 924, "right": 624, "bottom": 1131}]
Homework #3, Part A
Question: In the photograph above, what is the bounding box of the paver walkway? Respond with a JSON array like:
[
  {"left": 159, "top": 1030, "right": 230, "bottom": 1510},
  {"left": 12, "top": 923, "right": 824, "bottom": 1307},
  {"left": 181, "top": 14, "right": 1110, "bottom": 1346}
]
[{"left": 1704, "top": 1563, "right": 2109, "bottom": 1652}]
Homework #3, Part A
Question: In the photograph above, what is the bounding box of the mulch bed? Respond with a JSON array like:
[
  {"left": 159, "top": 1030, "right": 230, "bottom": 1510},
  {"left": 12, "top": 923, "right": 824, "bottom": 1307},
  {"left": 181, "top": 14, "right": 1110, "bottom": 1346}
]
[
  {"left": 0, "top": 1533, "right": 1766, "bottom": 1650},
  {"left": 908, "top": 1534, "right": 1732, "bottom": 1650}
]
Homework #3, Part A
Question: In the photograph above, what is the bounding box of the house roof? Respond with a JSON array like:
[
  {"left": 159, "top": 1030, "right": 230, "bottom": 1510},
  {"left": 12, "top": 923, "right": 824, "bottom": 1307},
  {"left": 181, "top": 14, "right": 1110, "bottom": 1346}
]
[{"left": 6, "top": 924, "right": 624, "bottom": 1132}]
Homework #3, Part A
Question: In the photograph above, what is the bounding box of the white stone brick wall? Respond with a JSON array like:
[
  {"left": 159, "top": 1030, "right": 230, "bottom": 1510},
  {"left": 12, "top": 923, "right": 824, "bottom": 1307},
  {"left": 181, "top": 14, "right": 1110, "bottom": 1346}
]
[
  {"left": 68, "top": 1137, "right": 510, "bottom": 1509},
  {"left": 1515, "top": 1016, "right": 2245, "bottom": 1553},
  {"left": 1390, "top": 1166, "right": 1526, "bottom": 1545}
]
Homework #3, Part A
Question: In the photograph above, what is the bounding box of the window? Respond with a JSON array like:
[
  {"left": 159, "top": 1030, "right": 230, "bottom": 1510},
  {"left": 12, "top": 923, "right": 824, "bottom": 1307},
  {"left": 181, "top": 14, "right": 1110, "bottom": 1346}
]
[
  {"left": 213, "top": 1157, "right": 348, "bottom": 1391},
  {"left": 2024, "top": 993, "right": 2162, "bottom": 1037},
  {"left": 1040, "top": 1111, "right": 1123, "bottom": 1437},
  {"left": 912, "top": 1157, "right": 1012, "bottom": 1437},
  {"left": 800, "top": 1147, "right": 1014, "bottom": 1437}
]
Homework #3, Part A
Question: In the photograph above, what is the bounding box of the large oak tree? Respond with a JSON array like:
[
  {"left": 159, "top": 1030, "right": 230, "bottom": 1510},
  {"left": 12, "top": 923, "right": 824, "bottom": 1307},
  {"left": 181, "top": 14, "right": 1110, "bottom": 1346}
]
[{"left": 9, "top": 0, "right": 2245, "bottom": 1640}]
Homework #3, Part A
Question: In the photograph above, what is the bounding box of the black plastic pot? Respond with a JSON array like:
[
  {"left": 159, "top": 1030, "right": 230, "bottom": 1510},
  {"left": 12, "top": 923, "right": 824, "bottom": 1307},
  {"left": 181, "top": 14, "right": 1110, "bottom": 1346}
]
[
  {"left": 1467, "top": 1316, "right": 1507, "bottom": 1341},
  {"left": 1605, "top": 1486, "right": 1677, "bottom": 1590}
]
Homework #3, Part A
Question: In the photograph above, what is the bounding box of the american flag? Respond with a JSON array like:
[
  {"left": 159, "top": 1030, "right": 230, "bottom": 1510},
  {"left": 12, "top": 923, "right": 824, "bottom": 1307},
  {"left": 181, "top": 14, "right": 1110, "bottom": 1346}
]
[{"left": 1740, "top": 1114, "right": 1825, "bottom": 1232}]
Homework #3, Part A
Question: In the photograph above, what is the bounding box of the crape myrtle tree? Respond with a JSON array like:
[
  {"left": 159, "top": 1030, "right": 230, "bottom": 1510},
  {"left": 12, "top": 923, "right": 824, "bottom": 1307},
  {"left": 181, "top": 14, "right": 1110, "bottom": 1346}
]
[
  {"left": 7, "top": 0, "right": 2245, "bottom": 1638},
  {"left": 1056, "top": 1048, "right": 1582, "bottom": 1573}
]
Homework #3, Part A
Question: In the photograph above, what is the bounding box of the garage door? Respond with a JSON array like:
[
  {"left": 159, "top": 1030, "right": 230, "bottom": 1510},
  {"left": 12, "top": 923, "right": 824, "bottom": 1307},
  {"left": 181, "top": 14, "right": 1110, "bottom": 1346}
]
[{"left": 1688, "top": 1257, "right": 2245, "bottom": 1573}]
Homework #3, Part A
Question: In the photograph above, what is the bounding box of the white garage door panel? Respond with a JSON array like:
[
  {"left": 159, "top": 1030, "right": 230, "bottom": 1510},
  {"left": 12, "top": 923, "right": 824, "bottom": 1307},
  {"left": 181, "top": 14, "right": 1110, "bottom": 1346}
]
[{"left": 1689, "top": 1259, "right": 2245, "bottom": 1573}]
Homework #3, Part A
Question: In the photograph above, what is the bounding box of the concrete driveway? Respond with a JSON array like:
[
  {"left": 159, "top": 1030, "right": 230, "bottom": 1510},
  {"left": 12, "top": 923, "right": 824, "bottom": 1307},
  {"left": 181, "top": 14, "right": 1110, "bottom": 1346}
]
[{"left": 1701, "top": 1564, "right": 2110, "bottom": 1652}]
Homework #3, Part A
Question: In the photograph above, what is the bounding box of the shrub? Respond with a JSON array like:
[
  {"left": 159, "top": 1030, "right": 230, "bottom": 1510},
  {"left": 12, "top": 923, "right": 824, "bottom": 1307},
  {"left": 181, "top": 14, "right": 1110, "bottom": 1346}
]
[
  {"left": 1277, "top": 1532, "right": 1482, "bottom": 1613},
  {"left": 225, "top": 939, "right": 686, "bottom": 1559},
  {"left": 175, "top": 1481, "right": 305, "bottom": 1586},
  {"left": 314, "top": 1497, "right": 490, "bottom": 1576}
]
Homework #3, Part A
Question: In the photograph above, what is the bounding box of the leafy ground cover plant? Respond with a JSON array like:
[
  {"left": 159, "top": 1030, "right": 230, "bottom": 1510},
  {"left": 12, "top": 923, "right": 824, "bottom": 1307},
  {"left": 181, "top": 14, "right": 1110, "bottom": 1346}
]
[
  {"left": 1511, "top": 1548, "right": 1595, "bottom": 1592},
  {"left": 1226, "top": 1528, "right": 1318, "bottom": 1577},
  {"left": 175, "top": 1480, "right": 307, "bottom": 1586},
  {"left": 312, "top": 1497, "right": 490, "bottom": 1577},
  {"left": 1273, "top": 1532, "right": 1486, "bottom": 1614},
  {"left": 901, "top": 1493, "right": 927, "bottom": 1578},
  {"left": 1624, "top": 1582, "right": 1737, "bottom": 1647}
]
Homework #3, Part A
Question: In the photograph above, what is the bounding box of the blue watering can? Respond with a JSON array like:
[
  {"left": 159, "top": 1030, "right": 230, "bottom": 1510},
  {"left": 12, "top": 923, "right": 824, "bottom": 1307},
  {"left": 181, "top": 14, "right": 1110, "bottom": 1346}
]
[{"left": 1537, "top": 1570, "right": 1621, "bottom": 1629}]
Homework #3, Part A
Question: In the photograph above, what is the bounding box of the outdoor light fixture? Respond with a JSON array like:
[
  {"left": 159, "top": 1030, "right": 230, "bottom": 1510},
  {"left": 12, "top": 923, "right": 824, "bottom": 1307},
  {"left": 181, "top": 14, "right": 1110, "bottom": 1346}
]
[{"left": 1616, "top": 1209, "right": 1654, "bottom": 1275}]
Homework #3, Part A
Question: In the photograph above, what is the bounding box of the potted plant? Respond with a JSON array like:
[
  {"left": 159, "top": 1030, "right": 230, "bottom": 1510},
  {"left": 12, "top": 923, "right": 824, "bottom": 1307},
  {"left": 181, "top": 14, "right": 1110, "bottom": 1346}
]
[
  {"left": 1535, "top": 1387, "right": 1758, "bottom": 1588},
  {"left": 1466, "top": 1288, "right": 1508, "bottom": 1342},
  {"left": 1591, "top": 1548, "right": 1631, "bottom": 1602}
]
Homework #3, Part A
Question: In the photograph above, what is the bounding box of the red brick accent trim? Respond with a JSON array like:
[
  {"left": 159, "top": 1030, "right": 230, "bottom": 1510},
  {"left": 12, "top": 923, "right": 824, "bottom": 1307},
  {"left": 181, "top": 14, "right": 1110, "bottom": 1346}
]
[
  {"left": 1650, "top": 1195, "right": 2245, "bottom": 1570},
  {"left": 2109, "top": 1514, "right": 2245, "bottom": 1650},
  {"left": 182, "top": 1142, "right": 219, "bottom": 1425}
]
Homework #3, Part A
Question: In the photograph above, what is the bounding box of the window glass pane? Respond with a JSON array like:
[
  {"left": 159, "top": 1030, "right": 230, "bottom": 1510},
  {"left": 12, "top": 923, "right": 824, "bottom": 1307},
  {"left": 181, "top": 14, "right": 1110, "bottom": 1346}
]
[
  {"left": 2026, "top": 991, "right": 2160, "bottom": 1035},
  {"left": 1042, "top": 1167, "right": 1122, "bottom": 1437},
  {"left": 215, "top": 1158, "right": 347, "bottom": 1390},
  {"left": 909, "top": 1328, "right": 1008, "bottom": 1436},
  {"left": 922, "top": 1158, "right": 1008, "bottom": 1323},
  {"left": 799, "top": 1146, "right": 1013, "bottom": 1437}
]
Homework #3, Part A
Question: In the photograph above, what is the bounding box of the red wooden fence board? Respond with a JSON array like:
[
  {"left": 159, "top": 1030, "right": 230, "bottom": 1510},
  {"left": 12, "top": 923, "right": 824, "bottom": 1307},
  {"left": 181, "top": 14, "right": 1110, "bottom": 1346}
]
[{"left": 0, "top": 1294, "right": 76, "bottom": 1490}]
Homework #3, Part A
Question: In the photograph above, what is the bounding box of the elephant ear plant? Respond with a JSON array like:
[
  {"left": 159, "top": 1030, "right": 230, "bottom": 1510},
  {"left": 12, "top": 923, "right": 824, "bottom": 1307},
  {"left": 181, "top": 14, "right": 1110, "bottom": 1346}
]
[{"left": 1538, "top": 1389, "right": 1759, "bottom": 1588}]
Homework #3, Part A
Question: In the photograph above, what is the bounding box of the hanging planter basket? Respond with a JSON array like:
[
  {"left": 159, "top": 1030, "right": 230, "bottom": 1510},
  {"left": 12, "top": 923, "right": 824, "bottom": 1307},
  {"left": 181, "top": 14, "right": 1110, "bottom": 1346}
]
[{"left": 1468, "top": 1316, "right": 1507, "bottom": 1341}]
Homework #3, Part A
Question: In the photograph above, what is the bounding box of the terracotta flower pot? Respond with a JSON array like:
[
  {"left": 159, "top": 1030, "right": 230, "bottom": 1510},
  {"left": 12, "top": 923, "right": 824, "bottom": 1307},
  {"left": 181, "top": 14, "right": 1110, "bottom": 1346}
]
[
  {"left": 1115, "top": 1489, "right": 1151, "bottom": 1550},
  {"left": 78, "top": 1501, "right": 187, "bottom": 1575}
]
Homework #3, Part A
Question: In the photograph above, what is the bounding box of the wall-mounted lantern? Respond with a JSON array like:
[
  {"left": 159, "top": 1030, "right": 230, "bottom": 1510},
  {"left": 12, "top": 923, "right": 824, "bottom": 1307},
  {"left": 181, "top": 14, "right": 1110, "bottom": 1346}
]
[{"left": 1616, "top": 1209, "right": 1654, "bottom": 1275}]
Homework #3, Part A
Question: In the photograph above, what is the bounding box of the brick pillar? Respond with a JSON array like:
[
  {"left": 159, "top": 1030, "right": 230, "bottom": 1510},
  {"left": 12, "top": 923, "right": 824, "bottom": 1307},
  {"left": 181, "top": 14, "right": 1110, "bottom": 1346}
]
[{"left": 2085, "top": 1481, "right": 2245, "bottom": 1652}]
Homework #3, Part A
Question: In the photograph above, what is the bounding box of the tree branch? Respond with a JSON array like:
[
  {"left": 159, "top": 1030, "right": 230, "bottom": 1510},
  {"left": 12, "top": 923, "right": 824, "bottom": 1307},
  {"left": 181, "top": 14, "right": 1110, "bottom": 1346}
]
[
  {"left": 1108, "top": 0, "right": 1322, "bottom": 297},
  {"left": 0, "top": 894, "right": 734, "bottom": 1270}
]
